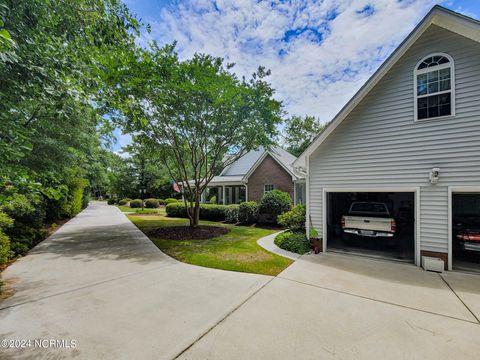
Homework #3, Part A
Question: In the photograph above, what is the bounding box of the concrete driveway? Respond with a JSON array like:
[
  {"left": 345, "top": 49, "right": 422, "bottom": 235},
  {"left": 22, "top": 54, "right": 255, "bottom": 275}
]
[
  {"left": 0, "top": 202, "right": 271, "bottom": 359},
  {"left": 180, "top": 254, "right": 480, "bottom": 360},
  {"left": 2, "top": 202, "right": 480, "bottom": 359}
]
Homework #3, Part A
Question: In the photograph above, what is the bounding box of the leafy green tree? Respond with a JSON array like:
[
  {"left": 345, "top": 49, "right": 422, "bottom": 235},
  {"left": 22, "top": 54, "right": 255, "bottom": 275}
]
[
  {"left": 111, "top": 45, "right": 282, "bottom": 227},
  {"left": 282, "top": 115, "right": 326, "bottom": 157},
  {"left": 0, "top": 0, "right": 142, "bottom": 264}
]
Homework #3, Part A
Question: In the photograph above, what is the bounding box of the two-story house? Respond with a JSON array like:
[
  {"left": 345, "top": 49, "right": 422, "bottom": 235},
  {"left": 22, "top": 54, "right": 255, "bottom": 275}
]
[{"left": 294, "top": 6, "right": 480, "bottom": 271}]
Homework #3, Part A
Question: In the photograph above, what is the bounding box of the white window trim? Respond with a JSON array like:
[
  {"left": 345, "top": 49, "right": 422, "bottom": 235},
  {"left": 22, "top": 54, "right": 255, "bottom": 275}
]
[
  {"left": 413, "top": 53, "right": 455, "bottom": 122},
  {"left": 264, "top": 184, "right": 275, "bottom": 193}
]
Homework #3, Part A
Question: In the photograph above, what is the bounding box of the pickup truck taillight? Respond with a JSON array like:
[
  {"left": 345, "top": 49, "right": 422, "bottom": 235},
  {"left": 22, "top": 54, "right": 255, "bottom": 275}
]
[
  {"left": 391, "top": 219, "right": 396, "bottom": 233},
  {"left": 341, "top": 216, "right": 345, "bottom": 229}
]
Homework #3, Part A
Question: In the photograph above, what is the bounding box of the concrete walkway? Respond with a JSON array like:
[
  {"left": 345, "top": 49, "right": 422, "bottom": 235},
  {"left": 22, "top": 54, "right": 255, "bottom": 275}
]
[
  {"left": 256, "top": 231, "right": 301, "bottom": 260},
  {"left": 0, "top": 202, "right": 271, "bottom": 360},
  {"left": 2, "top": 202, "right": 480, "bottom": 359}
]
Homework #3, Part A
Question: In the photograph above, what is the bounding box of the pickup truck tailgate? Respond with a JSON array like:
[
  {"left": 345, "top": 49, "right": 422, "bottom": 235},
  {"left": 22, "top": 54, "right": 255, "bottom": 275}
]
[{"left": 343, "top": 216, "right": 392, "bottom": 232}]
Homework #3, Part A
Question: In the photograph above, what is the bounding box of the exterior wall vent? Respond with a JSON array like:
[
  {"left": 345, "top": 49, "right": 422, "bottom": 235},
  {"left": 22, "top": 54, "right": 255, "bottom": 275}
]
[{"left": 422, "top": 256, "right": 444, "bottom": 273}]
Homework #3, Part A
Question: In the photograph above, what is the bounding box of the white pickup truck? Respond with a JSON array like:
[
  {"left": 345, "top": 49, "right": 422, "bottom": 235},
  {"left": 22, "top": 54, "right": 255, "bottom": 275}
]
[{"left": 341, "top": 202, "right": 396, "bottom": 239}]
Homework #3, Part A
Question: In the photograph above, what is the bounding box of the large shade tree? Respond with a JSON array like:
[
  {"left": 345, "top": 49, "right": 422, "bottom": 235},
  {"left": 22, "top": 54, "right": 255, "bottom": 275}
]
[
  {"left": 282, "top": 115, "right": 326, "bottom": 157},
  {"left": 111, "top": 44, "right": 283, "bottom": 227}
]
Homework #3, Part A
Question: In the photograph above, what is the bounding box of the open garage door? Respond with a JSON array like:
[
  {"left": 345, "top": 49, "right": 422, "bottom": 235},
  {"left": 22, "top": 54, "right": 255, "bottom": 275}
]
[
  {"left": 452, "top": 193, "right": 480, "bottom": 272},
  {"left": 326, "top": 191, "right": 415, "bottom": 263}
]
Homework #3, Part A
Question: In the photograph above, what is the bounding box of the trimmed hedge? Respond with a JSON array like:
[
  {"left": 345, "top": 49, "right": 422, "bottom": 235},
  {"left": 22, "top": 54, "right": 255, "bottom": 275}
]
[
  {"left": 118, "top": 198, "right": 131, "bottom": 206},
  {"left": 274, "top": 231, "right": 310, "bottom": 254},
  {"left": 130, "top": 199, "right": 143, "bottom": 208},
  {"left": 157, "top": 199, "right": 165, "bottom": 206},
  {"left": 165, "top": 198, "right": 179, "bottom": 205},
  {"left": 145, "top": 198, "right": 160, "bottom": 208},
  {"left": 278, "top": 204, "right": 306, "bottom": 232},
  {"left": 225, "top": 205, "right": 239, "bottom": 223},
  {"left": 166, "top": 203, "right": 227, "bottom": 221},
  {"left": 238, "top": 201, "right": 258, "bottom": 224},
  {"left": 258, "top": 190, "right": 292, "bottom": 223},
  {"left": 107, "top": 199, "right": 116, "bottom": 205}
]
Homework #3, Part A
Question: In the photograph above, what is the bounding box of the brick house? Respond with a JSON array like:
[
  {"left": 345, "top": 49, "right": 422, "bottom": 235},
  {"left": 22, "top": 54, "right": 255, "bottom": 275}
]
[{"left": 201, "top": 147, "right": 305, "bottom": 205}]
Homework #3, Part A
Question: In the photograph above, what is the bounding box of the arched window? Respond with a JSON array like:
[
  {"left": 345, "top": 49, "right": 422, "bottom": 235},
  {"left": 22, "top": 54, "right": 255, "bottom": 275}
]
[{"left": 414, "top": 54, "right": 455, "bottom": 121}]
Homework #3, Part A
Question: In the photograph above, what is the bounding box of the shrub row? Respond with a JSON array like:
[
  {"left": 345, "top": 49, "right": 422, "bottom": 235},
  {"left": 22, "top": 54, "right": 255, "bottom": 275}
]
[
  {"left": 274, "top": 231, "right": 311, "bottom": 254},
  {"left": 166, "top": 203, "right": 227, "bottom": 221}
]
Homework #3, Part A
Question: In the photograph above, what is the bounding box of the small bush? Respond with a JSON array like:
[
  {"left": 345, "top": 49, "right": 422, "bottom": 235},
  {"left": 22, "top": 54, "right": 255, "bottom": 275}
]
[
  {"left": 238, "top": 201, "right": 258, "bottom": 224},
  {"left": 208, "top": 195, "right": 217, "bottom": 204},
  {"left": 166, "top": 203, "right": 227, "bottom": 221},
  {"left": 107, "top": 199, "right": 116, "bottom": 205},
  {"left": 165, "top": 198, "right": 179, "bottom": 205},
  {"left": 278, "top": 205, "right": 306, "bottom": 232},
  {"left": 157, "top": 199, "right": 165, "bottom": 206},
  {"left": 224, "top": 205, "right": 239, "bottom": 223},
  {"left": 274, "top": 231, "right": 310, "bottom": 254},
  {"left": 118, "top": 198, "right": 131, "bottom": 206},
  {"left": 200, "top": 204, "right": 226, "bottom": 221},
  {"left": 166, "top": 202, "right": 186, "bottom": 217},
  {"left": 258, "top": 190, "right": 292, "bottom": 223},
  {"left": 145, "top": 198, "right": 160, "bottom": 208},
  {"left": 130, "top": 199, "right": 143, "bottom": 208}
]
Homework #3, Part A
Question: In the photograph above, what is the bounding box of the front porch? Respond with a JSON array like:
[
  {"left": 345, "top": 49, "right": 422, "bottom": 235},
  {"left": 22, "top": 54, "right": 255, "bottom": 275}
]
[{"left": 201, "top": 183, "right": 247, "bottom": 205}]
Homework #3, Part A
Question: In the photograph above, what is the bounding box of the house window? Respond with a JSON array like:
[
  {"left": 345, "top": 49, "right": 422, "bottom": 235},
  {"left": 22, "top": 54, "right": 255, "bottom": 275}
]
[
  {"left": 264, "top": 184, "right": 275, "bottom": 193},
  {"left": 414, "top": 54, "right": 454, "bottom": 121}
]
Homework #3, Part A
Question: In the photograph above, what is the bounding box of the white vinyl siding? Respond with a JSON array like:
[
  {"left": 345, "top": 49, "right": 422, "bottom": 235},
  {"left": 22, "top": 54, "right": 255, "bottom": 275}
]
[{"left": 308, "top": 25, "right": 480, "bottom": 254}]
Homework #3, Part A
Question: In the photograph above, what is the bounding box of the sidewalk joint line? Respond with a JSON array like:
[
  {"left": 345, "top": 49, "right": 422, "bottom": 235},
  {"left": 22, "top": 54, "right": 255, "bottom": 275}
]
[
  {"left": 278, "top": 276, "right": 479, "bottom": 325},
  {"left": 439, "top": 273, "right": 480, "bottom": 324},
  {"left": 172, "top": 276, "right": 276, "bottom": 359}
]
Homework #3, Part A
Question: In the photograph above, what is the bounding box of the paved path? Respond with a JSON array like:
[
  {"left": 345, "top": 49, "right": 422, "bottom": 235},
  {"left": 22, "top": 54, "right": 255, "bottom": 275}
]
[
  {"left": 2, "top": 202, "right": 480, "bottom": 360},
  {"left": 180, "top": 254, "right": 480, "bottom": 360},
  {"left": 256, "top": 231, "right": 301, "bottom": 260},
  {"left": 0, "top": 202, "right": 271, "bottom": 359}
]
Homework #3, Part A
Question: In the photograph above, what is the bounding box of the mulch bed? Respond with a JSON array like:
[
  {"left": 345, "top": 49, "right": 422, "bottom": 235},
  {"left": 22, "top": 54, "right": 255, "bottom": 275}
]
[{"left": 148, "top": 225, "right": 230, "bottom": 240}]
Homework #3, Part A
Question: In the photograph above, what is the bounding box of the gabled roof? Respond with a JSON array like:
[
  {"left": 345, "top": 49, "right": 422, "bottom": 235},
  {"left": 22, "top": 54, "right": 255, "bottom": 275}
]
[
  {"left": 212, "top": 146, "right": 302, "bottom": 184},
  {"left": 294, "top": 5, "right": 480, "bottom": 170}
]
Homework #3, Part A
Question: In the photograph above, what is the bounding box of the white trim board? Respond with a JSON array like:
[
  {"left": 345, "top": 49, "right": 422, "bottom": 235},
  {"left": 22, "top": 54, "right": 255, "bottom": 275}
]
[
  {"left": 447, "top": 186, "right": 480, "bottom": 271},
  {"left": 294, "top": 5, "right": 480, "bottom": 169},
  {"left": 321, "top": 187, "right": 421, "bottom": 267}
]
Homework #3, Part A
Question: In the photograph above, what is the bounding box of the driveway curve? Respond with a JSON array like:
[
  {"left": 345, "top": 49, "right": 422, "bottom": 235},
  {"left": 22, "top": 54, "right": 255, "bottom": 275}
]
[{"left": 0, "top": 202, "right": 271, "bottom": 359}]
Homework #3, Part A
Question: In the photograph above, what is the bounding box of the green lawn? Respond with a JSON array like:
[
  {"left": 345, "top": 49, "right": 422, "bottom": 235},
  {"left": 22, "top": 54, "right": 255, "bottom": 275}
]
[
  {"left": 116, "top": 205, "right": 166, "bottom": 215},
  {"left": 128, "top": 214, "right": 292, "bottom": 276}
]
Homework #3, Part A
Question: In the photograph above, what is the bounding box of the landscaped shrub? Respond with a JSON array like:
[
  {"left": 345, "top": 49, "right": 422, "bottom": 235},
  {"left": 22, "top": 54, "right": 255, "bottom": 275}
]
[
  {"left": 208, "top": 195, "right": 217, "bottom": 204},
  {"left": 0, "top": 212, "right": 13, "bottom": 266},
  {"left": 166, "top": 203, "right": 227, "bottom": 221},
  {"left": 66, "top": 178, "right": 88, "bottom": 217},
  {"left": 130, "top": 199, "right": 143, "bottom": 208},
  {"left": 258, "top": 190, "right": 292, "bottom": 223},
  {"left": 277, "top": 204, "right": 306, "bottom": 232},
  {"left": 165, "top": 198, "right": 179, "bottom": 205},
  {"left": 274, "top": 231, "right": 311, "bottom": 254},
  {"left": 145, "top": 198, "right": 160, "bottom": 208},
  {"left": 157, "top": 199, "right": 165, "bottom": 206},
  {"left": 165, "top": 202, "right": 187, "bottom": 217},
  {"left": 238, "top": 201, "right": 258, "bottom": 224},
  {"left": 200, "top": 204, "right": 226, "bottom": 221},
  {"left": 118, "top": 198, "right": 131, "bottom": 206},
  {"left": 107, "top": 199, "right": 116, "bottom": 205},
  {"left": 224, "top": 205, "right": 239, "bottom": 223}
]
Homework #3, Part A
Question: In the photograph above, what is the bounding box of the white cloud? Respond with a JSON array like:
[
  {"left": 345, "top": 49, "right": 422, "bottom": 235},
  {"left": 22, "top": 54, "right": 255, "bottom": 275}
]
[{"left": 142, "top": 0, "right": 445, "bottom": 124}]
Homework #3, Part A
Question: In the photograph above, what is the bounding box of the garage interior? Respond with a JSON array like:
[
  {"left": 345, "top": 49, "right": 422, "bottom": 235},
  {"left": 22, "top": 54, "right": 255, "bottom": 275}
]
[
  {"left": 452, "top": 193, "right": 480, "bottom": 272},
  {"left": 326, "top": 192, "right": 415, "bottom": 263}
]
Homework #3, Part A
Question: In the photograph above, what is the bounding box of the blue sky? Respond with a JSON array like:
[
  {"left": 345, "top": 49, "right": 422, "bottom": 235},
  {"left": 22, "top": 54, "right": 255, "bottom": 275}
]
[{"left": 113, "top": 0, "right": 480, "bottom": 151}]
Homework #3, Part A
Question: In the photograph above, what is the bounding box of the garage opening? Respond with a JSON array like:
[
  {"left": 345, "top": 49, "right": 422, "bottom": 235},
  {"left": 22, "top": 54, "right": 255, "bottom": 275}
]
[
  {"left": 452, "top": 193, "right": 480, "bottom": 272},
  {"left": 326, "top": 192, "right": 415, "bottom": 263}
]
